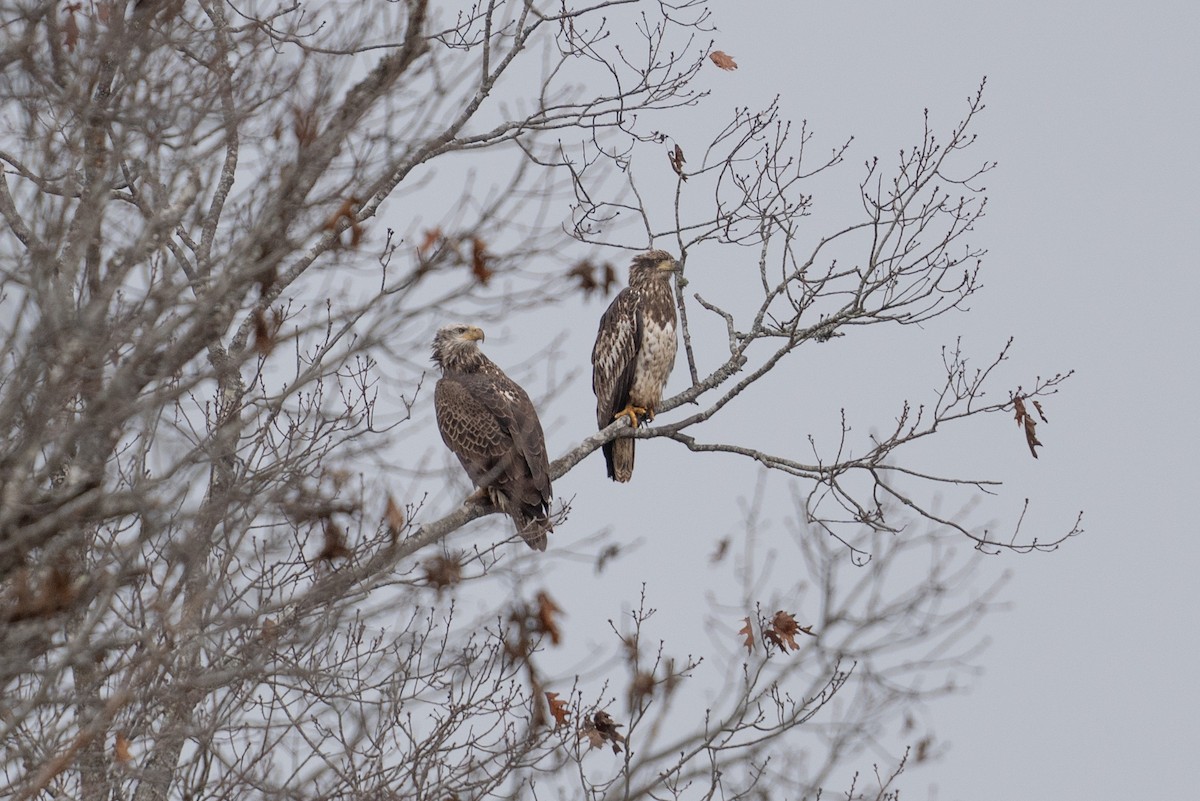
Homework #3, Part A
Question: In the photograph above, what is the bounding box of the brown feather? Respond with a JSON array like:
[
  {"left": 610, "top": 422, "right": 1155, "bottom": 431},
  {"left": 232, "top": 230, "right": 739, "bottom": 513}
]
[
  {"left": 433, "top": 324, "right": 552, "bottom": 550},
  {"left": 591, "top": 251, "right": 679, "bottom": 482}
]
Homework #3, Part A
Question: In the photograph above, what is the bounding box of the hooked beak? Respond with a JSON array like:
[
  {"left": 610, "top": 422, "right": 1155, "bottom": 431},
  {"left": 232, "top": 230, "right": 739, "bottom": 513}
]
[{"left": 464, "top": 326, "right": 485, "bottom": 342}]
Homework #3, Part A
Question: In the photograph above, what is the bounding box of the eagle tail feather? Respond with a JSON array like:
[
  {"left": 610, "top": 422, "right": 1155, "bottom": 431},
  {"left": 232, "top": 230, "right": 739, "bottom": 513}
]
[{"left": 607, "top": 438, "right": 635, "bottom": 482}]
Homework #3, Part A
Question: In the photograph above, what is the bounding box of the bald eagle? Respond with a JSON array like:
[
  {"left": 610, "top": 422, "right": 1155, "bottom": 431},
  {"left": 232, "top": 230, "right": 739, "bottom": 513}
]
[
  {"left": 433, "top": 323, "right": 553, "bottom": 550},
  {"left": 591, "top": 250, "right": 679, "bottom": 482}
]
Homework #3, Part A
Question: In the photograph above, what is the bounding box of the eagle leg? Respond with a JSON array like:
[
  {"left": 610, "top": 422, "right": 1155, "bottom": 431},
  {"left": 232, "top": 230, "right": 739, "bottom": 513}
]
[
  {"left": 613, "top": 404, "right": 648, "bottom": 429},
  {"left": 466, "top": 486, "right": 493, "bottom": 507}
]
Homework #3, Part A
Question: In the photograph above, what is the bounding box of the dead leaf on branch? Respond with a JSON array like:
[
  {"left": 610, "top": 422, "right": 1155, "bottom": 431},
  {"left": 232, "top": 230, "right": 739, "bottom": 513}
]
[
  {"left": 629, "top": 671, "right": 656, "bottom": 705},
  {"left": 568, "top": 260, "right": 619, "bottom": 297},
  {"left": 422, "top": 554, "right": 462, "bottom": 593},
  {"left": 322, "top": 196, "right": 364, "bottom": 248},
  {"left": 579, "top": 710, "right": 625, "bottom": 753},
  {"left": 1012, "top": 392, "right": 1046, "bottom": 459},
  {"left": 4, "top": 565, "right": 80, "bottom": 623},
  {"left": 384, "top": 493, "right": 406, "bottom": 540},
  {"left": 315, "top": 518, "right": 352, "bottom": 563},
  {"left": 114, "top": 732, "right": 132, "bottom": 764},
  {"left": 667, "top": 143, "right": 688, "bottom": 181},
  {"left": 252, "top": 306, "right": 283, "bottom": 357},
  {"left": 763, "top": 610, "right": 814, "bottom": 653},
  {"left": 63, "top": 4, "right": 81, "bottom": 52},
  {"left": 545, "top": 691, "right": 570, "bottom": 726},
  {"left": 568, "top": 260, "right": 599, "bottom": 295},
  {"left": 709, "top": 50, "right": 738, "bottom": 71},
  {"left": 738, "top": 616, "right": 755, "bottom": 653},
  {"left": 536, "top": 590, "right": 564, "bottom": 645},
  {"left": 471, "top": 236, "right": 493, "bottom": 285}
]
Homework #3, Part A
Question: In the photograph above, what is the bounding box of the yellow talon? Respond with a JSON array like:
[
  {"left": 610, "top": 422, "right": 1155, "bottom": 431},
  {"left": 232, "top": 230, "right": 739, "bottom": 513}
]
[{"left": 613, "top": 404, "right": 648, "bottom": 428}]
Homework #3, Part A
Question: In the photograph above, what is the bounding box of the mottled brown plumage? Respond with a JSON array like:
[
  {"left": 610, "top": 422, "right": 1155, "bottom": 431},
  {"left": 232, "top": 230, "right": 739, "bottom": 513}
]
[
  {"left": 433, "top": 324, "right": 553, "bottom": 550},
  {"left": 591, "top": 250, "right": 679, "bottom": 482}
]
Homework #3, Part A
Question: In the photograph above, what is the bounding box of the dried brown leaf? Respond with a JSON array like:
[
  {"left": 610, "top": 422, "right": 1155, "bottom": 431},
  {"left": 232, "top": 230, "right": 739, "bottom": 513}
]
[
  {"left": 384, "top": 493, "right": 405, "bottom": 539},
  {"left": 545, "top": 691, "right": 570, "bottom": 726},
  {"left": 601, "top": 262, "right": 618, "bottom": 294},
  {"left": 568, "top": 260, "right": 599, "bottom": 296},
  {"left": 322, "top": 197, "right": 362, "bottom": 247},
  {"left": 667, "top": 143, "right": 688, "bottom": 181},
  {"left": 710, "top": 50, "right": 738, "bottom": 70},
  {"left": 419, "top": 227, "right": 442, "bottom": 255},
  {"left": 252, "top": 308, "right": 274, "bottom": 356},
  {"left": 471, "top": 236, "right": 493, "bottom": 285},
  {"left": 316, "top": 519, "right": 352, "bottom": 562},
  {"left": 592, "top": 710, "right": 625, "bottom": 753},
  {"left": 738, "top": 616, "right": 754, "bottom": 653},
  {"left": 766, "top": 610, "right": 813, "bottom": 652},
  {"left": 1012, "top": 393, "right": 1045, "bottom": 458},
  {"left": 536, "top": 590, "right": 563, "bottom": 645},
  {"left": 422, "top": 554, "right": 462, "bottom": 592},
  {"left": 630, "top": 671, "right": 655, "bottom": 705},
  {"left": 63, "top": 5, "right": 80, "bottom": 52},
  {"left": 114, "top": 732, "right": 132, "bottom": 764},
  {"left": 1012, "top": 395, "right": 1028, "bottom": 427},
  {"left": 1024, "top": 415, "right": 1042, "bottom": 459}
]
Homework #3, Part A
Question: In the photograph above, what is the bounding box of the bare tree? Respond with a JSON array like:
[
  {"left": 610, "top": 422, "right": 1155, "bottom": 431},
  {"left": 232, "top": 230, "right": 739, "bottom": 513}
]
[{"left": 0, "top": 1, "right": 1078, "bottom": 799}]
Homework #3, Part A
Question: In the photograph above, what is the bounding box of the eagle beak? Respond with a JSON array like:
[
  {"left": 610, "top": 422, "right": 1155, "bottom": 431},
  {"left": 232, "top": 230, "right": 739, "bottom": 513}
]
[
  {"left": 658, "top": 258, "right": 680, "bottom": 272},
  {"left": 464, "top": 326, "right": 485, "bottom": 342}
]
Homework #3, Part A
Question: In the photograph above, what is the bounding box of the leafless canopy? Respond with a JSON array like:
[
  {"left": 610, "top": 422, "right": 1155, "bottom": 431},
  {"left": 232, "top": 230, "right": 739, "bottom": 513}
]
[{"left": 0, "top": 0, "right": 1077, "bottom": 799}]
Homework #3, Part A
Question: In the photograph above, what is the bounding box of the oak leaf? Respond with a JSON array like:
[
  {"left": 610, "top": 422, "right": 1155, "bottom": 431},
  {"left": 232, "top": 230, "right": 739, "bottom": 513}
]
[
  {"left": 765, "top": 610, "right": 814, "bottom": 652},
  {"left": 710, "top": 50, "right": 738, "bottom": 70},
  {"left": 568, "top": 260, "right": 599, "bottom": 296},
  {"left": 471, "top": 236, "right": 493, "bottom": 285},
  {"left": 738, "top": 616, "right": 754, "bottom": 653},
  {"left": 536, "top": 590, "right": 563, "bottom": 645},
  {"left": 580, "top": 710, "right": 625, "bottom": 753},
  {"left": 1012, "top": 392, "right": 1045, "bottom": 459},
  {"left": 384, "top": 493, "right": 405, "bottom": 540},
  {"left": 667, "top": 144, "right": 688, "bottom": 181},
  {"left": 545, "top": 691, "right": 570, "bottom": 726}
]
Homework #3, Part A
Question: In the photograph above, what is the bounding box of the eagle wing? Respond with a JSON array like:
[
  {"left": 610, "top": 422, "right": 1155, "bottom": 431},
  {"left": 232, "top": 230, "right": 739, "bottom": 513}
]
[
  {"left": 591, "top": 286, "right": 642, "bottom": 428},
  {"left": 435, "top": 370, "right": 552, "bottom": 513}
]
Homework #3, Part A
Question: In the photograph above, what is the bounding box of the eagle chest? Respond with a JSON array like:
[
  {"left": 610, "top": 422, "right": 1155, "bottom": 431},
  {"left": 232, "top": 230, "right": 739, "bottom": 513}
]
[{"left": 630, "top": 311, "right": 677, "bottom": 408}]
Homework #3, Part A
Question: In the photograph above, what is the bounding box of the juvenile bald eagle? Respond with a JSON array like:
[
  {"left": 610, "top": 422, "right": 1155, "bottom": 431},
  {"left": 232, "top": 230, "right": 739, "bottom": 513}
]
[
  {"left": 591, "top": 250, "right": 679, "bottom": 482},
  {"left": 433, "top": 323, "right": 553, "bottom": 550}
]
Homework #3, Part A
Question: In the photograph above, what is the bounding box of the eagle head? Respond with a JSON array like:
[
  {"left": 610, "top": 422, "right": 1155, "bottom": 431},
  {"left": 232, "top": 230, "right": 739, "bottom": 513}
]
[
  {"left": 629, "top": 249, "right": 679, "bottom": 284},
  {"left": 432, "top": 323, "right": 486, "bottom": 370}
]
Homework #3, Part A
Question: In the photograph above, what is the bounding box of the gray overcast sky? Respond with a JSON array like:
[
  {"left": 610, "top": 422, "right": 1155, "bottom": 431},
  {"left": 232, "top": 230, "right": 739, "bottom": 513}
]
[
  {"left": 398, "top": 2, "right": 1198, "bottom": 798},
  {"left": 700, "top": 3, "right": 1200, "bottom": 798}
]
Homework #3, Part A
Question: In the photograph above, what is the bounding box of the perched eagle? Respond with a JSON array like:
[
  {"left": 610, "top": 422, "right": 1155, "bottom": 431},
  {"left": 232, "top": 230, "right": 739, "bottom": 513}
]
[
  {"left": 433, "top": 323, "right": 553, "bottom": 550},
  {"left": 591, "top": 250, "right": 679, "bottom": 482}
]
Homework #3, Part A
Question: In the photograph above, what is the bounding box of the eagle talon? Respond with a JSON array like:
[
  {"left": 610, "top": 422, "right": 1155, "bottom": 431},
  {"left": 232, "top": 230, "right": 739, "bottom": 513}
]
[{"left": 613, "top": 404, "right": 648, "bottom": 429}]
